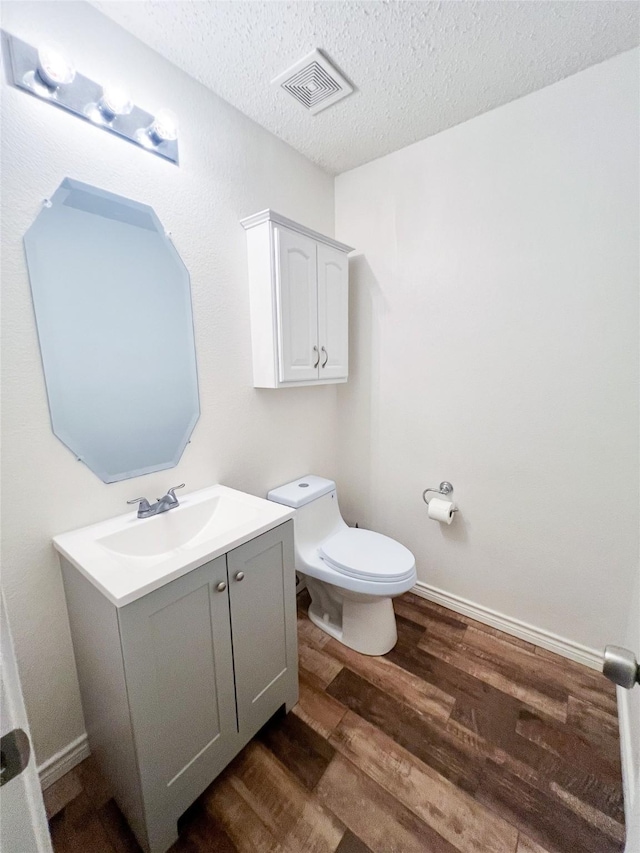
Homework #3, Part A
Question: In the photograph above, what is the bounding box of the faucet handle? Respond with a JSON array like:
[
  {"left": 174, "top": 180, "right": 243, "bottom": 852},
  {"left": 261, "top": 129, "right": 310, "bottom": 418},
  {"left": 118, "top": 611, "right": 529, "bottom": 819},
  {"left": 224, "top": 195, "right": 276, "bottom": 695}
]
[
  {"left": 166, "top": 484, "right": 185, "bottom": 501},
  {"left": 127, "top": 497, "right": 151, "bottom": 511}
]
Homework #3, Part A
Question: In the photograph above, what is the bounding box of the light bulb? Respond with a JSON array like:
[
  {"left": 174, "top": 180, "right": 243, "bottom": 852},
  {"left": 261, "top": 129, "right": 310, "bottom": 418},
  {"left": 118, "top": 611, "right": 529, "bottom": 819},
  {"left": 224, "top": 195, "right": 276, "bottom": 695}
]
[
  {"left": 99, "top": 85, "right": 133, "bottom": 119},
  {"left": 149, "top": 109, "right": 178, "bottom": 142},
  {"left": 37, "top": 45, "right": 75, "bottom": 89}
]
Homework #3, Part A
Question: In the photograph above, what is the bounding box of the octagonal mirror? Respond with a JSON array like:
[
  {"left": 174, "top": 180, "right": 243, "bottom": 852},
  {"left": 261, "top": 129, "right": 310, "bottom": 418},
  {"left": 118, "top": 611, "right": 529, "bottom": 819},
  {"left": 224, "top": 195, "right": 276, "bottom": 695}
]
[{"left": 24, "top": 178, "right": 200, "bottom": 483}]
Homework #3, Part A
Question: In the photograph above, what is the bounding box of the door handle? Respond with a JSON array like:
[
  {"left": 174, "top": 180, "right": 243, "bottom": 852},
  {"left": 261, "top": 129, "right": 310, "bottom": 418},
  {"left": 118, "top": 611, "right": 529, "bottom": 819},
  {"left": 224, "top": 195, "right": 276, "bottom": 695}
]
[
  {"left": 0, "top": 729, "right": 31, "bottom": 787},
  {"left": 321, "top": 346, "right": 328, "bottom": 368},
  {"left": 603, "top": 646, "right": 639, "bottom": 689},
  {"left": 312, "top": 346, "right": 320, "bottom": 368}
]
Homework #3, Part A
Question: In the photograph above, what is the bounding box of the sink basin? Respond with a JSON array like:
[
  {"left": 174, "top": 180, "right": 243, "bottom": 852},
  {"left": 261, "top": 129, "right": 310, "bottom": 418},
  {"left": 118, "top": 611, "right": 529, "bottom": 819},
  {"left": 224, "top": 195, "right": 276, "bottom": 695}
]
[
  {"left": 97, "top": 494, "right": 262, "bottom": 559},
  {"left": 54, "top": 485, "right": 294, "bottom": 607}
]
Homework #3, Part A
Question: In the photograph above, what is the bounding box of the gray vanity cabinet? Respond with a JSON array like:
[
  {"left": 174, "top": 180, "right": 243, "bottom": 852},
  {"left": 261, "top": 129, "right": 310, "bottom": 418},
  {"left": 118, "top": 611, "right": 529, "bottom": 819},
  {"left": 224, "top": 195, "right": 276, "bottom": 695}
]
[
  {"left": 117, "top": 555, "right": 240, "bottom": 851},
  {"left": 228, "top": 525, "right": 295, "bottom": 735},
  {"left": 61, "top": 520, "right": 298, "bottom": 853}
]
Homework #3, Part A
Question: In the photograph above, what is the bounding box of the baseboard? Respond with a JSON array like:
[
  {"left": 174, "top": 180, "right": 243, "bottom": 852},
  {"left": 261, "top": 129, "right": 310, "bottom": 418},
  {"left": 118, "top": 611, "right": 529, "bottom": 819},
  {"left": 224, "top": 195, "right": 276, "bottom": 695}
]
[
  {"left": 38, "top": 733, "right": 90, "bottom": 790},
  {"left": 412, "top": 581, "right": 603, "bottom": 671}
]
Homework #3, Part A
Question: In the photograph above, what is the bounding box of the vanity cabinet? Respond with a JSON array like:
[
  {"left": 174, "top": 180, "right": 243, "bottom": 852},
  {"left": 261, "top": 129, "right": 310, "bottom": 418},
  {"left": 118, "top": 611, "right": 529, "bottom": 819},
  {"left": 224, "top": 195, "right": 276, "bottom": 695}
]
[
  {"left": 240, "top": 209, "right": 354, "bottom": 388},
  {"left": 61, "top": 521, "right": 297, "bottom": 853}
]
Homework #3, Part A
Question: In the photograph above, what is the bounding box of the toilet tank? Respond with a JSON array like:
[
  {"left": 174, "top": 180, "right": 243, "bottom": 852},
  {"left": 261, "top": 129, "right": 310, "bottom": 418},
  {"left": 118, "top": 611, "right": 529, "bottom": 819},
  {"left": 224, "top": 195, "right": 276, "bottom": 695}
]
[
  {"left": 267, "top": 476, "right": 346, "bottom": 560},
  {"left": 267, "top": 475, "right": 335, "bottom": 508}
]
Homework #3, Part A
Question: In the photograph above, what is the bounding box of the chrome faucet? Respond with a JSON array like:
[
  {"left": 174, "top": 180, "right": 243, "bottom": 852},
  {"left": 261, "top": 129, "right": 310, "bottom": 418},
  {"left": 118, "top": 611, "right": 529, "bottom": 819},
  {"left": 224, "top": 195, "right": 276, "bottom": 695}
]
[{"left": 127, "top": 484, "right": 185, "bottom": 519}]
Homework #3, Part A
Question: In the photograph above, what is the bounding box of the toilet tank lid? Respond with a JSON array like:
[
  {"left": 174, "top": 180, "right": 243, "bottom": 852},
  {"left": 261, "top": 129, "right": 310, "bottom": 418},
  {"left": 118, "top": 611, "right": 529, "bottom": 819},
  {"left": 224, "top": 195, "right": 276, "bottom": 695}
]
[{"left": 267, "top": 475, "right": 335, "bottom": 508}]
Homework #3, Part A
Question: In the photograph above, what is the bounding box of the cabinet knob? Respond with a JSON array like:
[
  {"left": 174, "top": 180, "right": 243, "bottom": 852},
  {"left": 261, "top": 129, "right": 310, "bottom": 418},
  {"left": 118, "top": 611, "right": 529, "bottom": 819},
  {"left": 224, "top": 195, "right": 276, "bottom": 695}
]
[
  {"left": 215, "top": 581, "right": 227, "bottom": 592},
  {"left": 234, "top": 572, "right": 245, "bottom": 582}
]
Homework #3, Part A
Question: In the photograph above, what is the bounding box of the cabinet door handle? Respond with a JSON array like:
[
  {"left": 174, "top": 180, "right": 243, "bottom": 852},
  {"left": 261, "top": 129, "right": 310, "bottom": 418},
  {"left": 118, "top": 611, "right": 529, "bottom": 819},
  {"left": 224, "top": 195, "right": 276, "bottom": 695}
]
[
  {"left": 313, "top": 346, "right": 320, "bottom": 368},
  {"left": 321, "top": 346, "right": 328, "bottom": 368},
  {"left": 215, "top": 581, "right": 227, "bottom": 592},
  {"left": 234, "top": 572, "right": 245, "bottom": 582}
]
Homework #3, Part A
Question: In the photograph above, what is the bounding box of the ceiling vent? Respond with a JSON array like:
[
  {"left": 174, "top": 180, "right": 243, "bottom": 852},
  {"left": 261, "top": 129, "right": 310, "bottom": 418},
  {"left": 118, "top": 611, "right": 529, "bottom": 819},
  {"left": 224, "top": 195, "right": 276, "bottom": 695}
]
[{"left": 272, "top": 49, "right": 353, "bottom": 115}]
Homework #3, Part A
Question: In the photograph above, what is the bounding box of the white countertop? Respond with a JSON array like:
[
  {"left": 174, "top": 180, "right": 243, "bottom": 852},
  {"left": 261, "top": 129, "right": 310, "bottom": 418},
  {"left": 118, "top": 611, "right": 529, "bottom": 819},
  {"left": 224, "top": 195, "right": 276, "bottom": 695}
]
[{"left": 53, "top": 485, "right": 294, "bottom": 607}]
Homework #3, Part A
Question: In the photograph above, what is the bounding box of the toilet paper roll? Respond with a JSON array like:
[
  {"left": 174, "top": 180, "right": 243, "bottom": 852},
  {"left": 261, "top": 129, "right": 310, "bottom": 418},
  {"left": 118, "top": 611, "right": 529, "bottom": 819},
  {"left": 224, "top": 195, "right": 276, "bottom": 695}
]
[{"left": 427, "top": 497, "right": 457, "bottom": 525}]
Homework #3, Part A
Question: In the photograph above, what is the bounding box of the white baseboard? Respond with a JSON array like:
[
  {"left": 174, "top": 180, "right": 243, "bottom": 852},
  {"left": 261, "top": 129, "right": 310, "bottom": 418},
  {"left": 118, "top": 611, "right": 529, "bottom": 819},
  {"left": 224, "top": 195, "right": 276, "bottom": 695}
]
[
  {"left": 37, "top": 733, "right": 90, "bottom": 790},
  {"left": 411, "top": 581, "right": 603, "bottom": 671}
]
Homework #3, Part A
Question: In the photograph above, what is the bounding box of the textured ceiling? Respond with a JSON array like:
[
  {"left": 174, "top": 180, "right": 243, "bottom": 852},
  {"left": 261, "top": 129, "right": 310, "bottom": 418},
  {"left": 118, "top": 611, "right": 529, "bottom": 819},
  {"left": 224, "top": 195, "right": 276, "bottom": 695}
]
[{"left": 91, "top": 1, "right": 639, "bottom": 175}]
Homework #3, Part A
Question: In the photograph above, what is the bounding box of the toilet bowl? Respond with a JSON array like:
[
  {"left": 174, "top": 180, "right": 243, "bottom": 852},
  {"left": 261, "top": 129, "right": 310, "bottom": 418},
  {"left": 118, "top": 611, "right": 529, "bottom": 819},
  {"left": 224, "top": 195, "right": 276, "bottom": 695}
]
[{"left": 268, "top": 475, "right": 417, "bottom": 655}]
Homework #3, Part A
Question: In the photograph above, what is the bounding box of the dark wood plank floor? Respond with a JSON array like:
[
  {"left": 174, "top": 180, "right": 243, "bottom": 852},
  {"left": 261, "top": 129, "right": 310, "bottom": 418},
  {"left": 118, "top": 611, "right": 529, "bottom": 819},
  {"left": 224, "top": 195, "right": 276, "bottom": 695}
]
[{"left": 46, "top": 591, "right": 625, "bottom": 853}]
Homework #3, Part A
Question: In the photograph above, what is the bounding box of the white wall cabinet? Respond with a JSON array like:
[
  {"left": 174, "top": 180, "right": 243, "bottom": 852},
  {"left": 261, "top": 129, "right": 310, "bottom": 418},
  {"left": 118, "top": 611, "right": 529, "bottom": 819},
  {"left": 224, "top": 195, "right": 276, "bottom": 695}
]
[
  {"left": 61, "top": 521, "right": 297, "bottom": 853},
  {"left": 241, "top": 209, "right": 353, "bottom": 388}
]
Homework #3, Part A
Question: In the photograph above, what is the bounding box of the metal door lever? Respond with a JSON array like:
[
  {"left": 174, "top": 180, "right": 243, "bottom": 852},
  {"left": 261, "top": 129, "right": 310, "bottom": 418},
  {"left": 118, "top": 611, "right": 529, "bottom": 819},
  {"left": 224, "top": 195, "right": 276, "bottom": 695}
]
[
  {"left": 603, "top": 645, "right": 639, "bottom": 690},
  {"left": 0, "top": 729, "right": 31, "bottom": 787}
]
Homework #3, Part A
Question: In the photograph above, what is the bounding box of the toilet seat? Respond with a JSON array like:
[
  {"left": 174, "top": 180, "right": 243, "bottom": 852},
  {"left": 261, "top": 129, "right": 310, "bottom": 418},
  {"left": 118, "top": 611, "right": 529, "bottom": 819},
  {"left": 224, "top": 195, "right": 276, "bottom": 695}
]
[{"left": 319, "top": 528, "right": 416, "bottom": 584}]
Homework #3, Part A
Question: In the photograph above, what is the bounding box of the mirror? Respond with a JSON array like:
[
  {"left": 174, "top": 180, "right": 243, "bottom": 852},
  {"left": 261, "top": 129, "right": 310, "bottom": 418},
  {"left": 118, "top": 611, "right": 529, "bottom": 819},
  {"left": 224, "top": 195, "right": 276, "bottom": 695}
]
[{"left": 24, "top": 178, "right": 199, "bottom": 483}]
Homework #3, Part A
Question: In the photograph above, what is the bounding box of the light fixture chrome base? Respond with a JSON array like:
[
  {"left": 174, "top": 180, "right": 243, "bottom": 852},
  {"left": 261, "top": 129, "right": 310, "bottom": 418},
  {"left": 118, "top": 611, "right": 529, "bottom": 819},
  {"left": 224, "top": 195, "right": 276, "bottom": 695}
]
[{"left": 2, "top": 32, "right": 179, "bottom": 165}]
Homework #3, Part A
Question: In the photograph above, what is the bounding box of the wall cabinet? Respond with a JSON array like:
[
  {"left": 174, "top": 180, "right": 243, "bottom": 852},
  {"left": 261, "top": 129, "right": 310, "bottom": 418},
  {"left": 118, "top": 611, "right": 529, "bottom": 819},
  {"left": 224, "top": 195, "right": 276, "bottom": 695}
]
[
  {"left": 240, "top": 209, "right": 353, "bottom": 388},
  {"left": 61, "top": 521, "right": 297, "bottom": 853}
]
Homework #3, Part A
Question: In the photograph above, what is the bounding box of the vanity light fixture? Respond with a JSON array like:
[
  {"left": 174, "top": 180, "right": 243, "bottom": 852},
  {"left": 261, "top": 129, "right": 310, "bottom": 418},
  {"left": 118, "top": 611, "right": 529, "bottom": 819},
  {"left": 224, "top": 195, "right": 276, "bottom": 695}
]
[
  {"left": 149, "top": 109, "right": 178, "bottom": 142},
  {"left": 2, "top": 31, "right": 179, "bottom": 164},
  {"left": 37, "top": 44, "right": 76, "bottom": 90},
  {"left": 136, "top": 108, "right": 178, "bottom": 148},
  {"left": 86, "top": 85, "right": 134, "bottom": 125},
  {"left": 98, "top": 85, "right": 134, "bottom": 119},
  {"left": 22, "top": 44, "right": 76, "bottom": 98}
]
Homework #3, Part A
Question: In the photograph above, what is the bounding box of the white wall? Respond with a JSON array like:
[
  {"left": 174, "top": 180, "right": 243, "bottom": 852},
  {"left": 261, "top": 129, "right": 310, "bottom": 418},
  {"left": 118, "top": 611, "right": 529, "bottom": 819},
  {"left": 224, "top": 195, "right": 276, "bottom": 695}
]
[
  {"left": 1, "top": 1, "right": 338, "bottom": 766},
  {"left": 335, "top": 49, "right": 639, "bottom": 654}
]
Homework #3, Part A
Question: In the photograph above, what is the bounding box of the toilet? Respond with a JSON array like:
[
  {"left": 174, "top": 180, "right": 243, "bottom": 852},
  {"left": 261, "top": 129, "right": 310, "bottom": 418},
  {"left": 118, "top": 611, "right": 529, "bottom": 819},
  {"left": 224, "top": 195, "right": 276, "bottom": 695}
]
[{"left": 268, "top": 475, "right": 417, "bottom": 655}]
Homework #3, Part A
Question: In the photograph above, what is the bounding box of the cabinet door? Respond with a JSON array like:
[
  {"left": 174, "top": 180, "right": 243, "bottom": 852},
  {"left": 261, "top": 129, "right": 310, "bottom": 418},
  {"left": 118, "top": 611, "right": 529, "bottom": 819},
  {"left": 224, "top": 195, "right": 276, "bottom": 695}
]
[
  {"left": 118, "top": 557, "right": 238, "bottom": 818},
  {"left": 227, "top": 522, "right": 298, "bottom": 737},
  {"left": 317, "top": 243, "right": 349, "bottom": 380},
  {"left": 275, "top": 226, "right": 319, "bottom": 383}
]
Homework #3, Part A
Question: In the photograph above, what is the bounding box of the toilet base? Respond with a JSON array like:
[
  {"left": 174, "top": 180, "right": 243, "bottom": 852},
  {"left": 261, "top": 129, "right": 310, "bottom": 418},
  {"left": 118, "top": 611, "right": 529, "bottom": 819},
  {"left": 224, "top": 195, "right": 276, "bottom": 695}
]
[{"left": 305, "top": 577, "right": 398, "bottom": 656}]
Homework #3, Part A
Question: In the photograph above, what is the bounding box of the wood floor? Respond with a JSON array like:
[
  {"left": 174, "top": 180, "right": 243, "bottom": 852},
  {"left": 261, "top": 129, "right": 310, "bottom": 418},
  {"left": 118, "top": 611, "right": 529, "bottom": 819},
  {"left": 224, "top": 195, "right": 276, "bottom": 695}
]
[{"left": 46, "top": 591, "right": 625, "bottom": 853}]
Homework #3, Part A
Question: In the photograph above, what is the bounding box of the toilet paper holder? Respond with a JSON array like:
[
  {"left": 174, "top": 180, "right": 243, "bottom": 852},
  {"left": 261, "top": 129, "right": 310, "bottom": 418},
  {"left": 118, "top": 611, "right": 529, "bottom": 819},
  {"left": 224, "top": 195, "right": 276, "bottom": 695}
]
[{"left": 422, "top": 481, "right": 458, "bottom": 510}]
